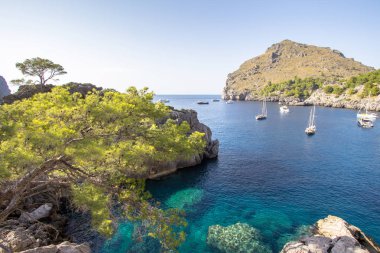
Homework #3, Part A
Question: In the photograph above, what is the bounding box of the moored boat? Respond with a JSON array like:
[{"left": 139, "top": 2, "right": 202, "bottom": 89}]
[
  {"left": 197, "top": 101, "right": 209, "bottom": 105},
  {"left": 305, "top": 105, "right": 316, "bottom": 135},
  {"left": 280, "top": 105, "right": 289, "bottom": 113},
  {"left": 256, "top": 98, "right": 267, "bottom": 120}
]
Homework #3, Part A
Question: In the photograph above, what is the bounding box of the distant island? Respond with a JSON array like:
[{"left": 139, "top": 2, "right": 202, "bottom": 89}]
[{"left": 223, "top": 40, "right": 380, "bottom": 111}]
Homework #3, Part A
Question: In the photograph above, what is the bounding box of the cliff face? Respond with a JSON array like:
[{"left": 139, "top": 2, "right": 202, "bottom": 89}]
[
  {"left": 223, "top": 40, "right": 374, "bottom": 101},
  {"left": 148, "top": 109, "right": 219, "bottom": 179},
  {"left": 0, "top": 76, "right": 11, "bottom": 103}
]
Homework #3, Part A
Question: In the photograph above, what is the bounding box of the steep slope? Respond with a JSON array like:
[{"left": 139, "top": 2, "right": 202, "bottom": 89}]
[
  {"left": 0, "top": 76, "right": 11, "bottom": 103},
  {"left": 223, "top": 40, "right": 374, "bottom": 100}
]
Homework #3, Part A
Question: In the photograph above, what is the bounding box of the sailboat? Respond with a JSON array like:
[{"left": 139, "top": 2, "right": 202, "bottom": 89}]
[
  {"left": 305, "top": 105, "right": 316, "bottom": 135},
  {"left": 256, "top": 98, "right": 267, "bottom": 120},
  {"left": 357, "top": 93, "right": 377, "bottom": 125}
]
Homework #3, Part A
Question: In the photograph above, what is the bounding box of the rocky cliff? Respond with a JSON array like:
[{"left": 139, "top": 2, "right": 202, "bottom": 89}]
[
  {"left": 223, "top": 40, "right": 375, "bottom": 102},
  {"left": 149, "top": 109, "right": 219, "bottom": 179},
  {"left": 0, "top": 76, "right": 11, "bottom": 103}
]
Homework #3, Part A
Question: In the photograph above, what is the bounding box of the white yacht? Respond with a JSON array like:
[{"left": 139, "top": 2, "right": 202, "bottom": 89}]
[
  {"left": 226, "top": 100, "right": 234, "bottom": 104},
  {"left": 305, "top": 105, "right": 316, "bottom": 135},
  {"left": 358, "top": 117, "right": 374, "bottom": 128},
  {"left": 280, "top": 105, "right": 289, "bottom": 113},
  {"left": 357, "top": 93, "right": 377, "bottom": 123}
]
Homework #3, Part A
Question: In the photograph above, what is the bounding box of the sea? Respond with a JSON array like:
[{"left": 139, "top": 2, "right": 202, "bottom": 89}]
[{"left": 101, "top": 95, "right": 380, "bottom": 253}]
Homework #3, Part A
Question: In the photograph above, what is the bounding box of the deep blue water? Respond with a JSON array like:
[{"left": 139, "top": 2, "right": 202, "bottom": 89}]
[{"left": 103, "top": 95, "right": 380, "bottom": 252}]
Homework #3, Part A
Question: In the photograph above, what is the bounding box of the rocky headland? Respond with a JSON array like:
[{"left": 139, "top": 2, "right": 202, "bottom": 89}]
[
  {"left": 0, "top": 84, "right": 219, "bottom": 253},
  {"left": 223, "top": 40, "right": 380, "bottom": 111}
]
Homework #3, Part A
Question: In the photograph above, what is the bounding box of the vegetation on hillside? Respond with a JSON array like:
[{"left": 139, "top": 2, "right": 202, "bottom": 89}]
[
  {"left": 261, "top": 77, "right": 323, "bottom": 98},
  {"left": 261, "top": 70, "right": 380, "bottom": 99},
  {"left": 0, "top": 86, "right": 206, "bottom": 251}
]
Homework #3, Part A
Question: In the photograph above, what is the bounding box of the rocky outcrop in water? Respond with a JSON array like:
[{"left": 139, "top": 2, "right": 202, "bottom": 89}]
[
  {"left": 0, "top": 76, "right": 11, "bottom": 103},
  {"left": 148, "top": 109, "right": 219, "bottom": 178},
  {"left": 280, "top": 215, "right": 380, "bottom": 253},
  {"left": 207, "top": 223, "right": 271, "bottom": 253},
  {"left": 223, "top": 40, "right": 374, "bottom": 101}
]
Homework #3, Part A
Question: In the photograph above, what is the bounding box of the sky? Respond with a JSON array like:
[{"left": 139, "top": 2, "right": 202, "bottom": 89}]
[{"left": 0, "top": 0, "right": 379, "bottom": 94}]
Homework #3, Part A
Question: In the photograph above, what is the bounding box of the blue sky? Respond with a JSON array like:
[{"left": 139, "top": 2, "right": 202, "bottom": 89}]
[{"left": 1, "top": 0, "right": 379, "bottom": 94}]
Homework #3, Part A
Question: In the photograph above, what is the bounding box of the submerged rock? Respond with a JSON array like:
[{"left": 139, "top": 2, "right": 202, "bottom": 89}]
[
  {"left": 164, "top": 188, "right": 203, "bottom": 209},
  {"left": 207, "top": 223, "right": 271, "bottom": 253},
  {"left": 280, "top": 215, "right": 380, "bottom": 253}
]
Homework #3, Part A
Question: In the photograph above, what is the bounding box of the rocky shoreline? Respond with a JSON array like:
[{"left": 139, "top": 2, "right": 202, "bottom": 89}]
[
  {"left": 222, "top": 88, "right": 380, "bottom": 111},
  {"left": 281, "top": 215, "right": 380, "bottom": 253}
]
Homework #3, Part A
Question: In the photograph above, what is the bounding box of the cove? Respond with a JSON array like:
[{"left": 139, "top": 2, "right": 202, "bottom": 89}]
[{"left": 102, "top": 95, "right": 380, "bottom": 252}]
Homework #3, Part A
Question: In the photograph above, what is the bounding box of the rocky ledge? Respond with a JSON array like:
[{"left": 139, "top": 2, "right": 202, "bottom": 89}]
[
  {"left": 281, "top": 215, "right": 380, "bottom": 253},
  {"left": 148, "top": 108, "right": 219, "bottom": 179}
]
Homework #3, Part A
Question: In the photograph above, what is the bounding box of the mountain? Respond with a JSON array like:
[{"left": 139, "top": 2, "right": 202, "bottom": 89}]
[
  {"left": 0, "top": 76, "right": 11, "bottom": 103},
  {"left": 223, "top": 40, "right": 375, "bottom": 101}
]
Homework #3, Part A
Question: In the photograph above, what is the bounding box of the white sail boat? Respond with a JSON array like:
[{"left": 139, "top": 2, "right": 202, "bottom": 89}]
[
  {"left": 256, "top": 98, "right": 267, "bottom": 120},
  {"left": 305, "top": 105, "right": 316, "bottom": 135},
  {"left": 357, "top": 93, "right": 377, "bottom": 124}
]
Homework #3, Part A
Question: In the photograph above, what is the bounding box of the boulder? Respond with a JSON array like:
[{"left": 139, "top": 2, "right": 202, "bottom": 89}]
[
  {"left": 207, "top": 223, "right": 271, "bottom": 253},
  {"left": 280, "top": 215, "right": 380, "bottom": 253}
]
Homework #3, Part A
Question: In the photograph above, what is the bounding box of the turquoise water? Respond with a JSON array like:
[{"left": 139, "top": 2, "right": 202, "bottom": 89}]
[{"left": 102, "top": 95, "right": 380, "bottom": 252}]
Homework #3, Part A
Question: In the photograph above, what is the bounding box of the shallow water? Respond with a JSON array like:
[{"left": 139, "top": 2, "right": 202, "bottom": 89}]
[{"left": 102, "top": 95, "right": 380, "bottom": 252}]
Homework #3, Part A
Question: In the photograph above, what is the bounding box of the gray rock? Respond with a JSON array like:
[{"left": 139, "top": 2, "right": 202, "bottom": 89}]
[
  {"left": 0, "top": 76, "right": 11, "bottom": 103},
  {"left": 280, "top": 215, "right": 380, "bottom": 253}
]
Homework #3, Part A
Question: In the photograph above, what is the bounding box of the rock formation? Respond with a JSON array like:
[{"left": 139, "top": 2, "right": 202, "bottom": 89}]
[
  {"left": 223, "top": 40, "right": 375, "bottom": 103},
  {"left": 0, "top": 76, "right": 11, "bottom": 103},
  {"left": 148, "top": 109, "right": 219, "bottom": 179},
  {"left": 280, "top": 215, "right": 380, "bottom": 253},
  {"left": 207, "top": 223, "right": 271, "bottom": 253}
]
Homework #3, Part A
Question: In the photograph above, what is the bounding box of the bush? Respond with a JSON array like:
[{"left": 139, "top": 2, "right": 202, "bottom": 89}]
[
  {"left": 347, "top": 88, "right": 357, "bottom": 95},
  {"left": 332, "top": 86, "right": 344, "bottom": 96},
  {"left": 324, "top": 85, "right": 334, "bottom": 93}
]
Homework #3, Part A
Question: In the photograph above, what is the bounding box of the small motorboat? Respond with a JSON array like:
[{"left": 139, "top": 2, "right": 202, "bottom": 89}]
[
  {"left": 197, "top": 101, "right": 209, "bottom": 105},
  {"left": 158, "top": 99, "right": 170, "bottom": 103},
  {"left": 213, "top": 99, "right": 220, "bottom": 102},
  {"left": 280, "top": 105, "right": 289, "bottom": 113},
  {"left": 226, "top": 100, "right": 234, "bottom": 104}
]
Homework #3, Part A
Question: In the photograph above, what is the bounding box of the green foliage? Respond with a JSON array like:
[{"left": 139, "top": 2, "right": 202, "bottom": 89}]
[
  {"left": 72, "top": 183, "right": 113, "bottom": 236},
  {"left": 344, "top": 69, "right": 380, "bottom": 97},
  {"left": 345, "top": 69, "right": 380, "bottom": 88},
  {"left": 11, "top": 57, "right": 67, "bottom": 86},
  {"left": 262, "top": 77, "right": 323, "bottom": 99},
  {"left": 324, "top": 85, "right": 334, "bottom": 93},
  {"left": 347, "top": 88, "right": 357, "bottom": 95},
  {"left": 0, "top": 86, "right": 206, "bottom": 251},
  {"left": 332, "top": 85, "right": 344, "bottom": 96}
]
